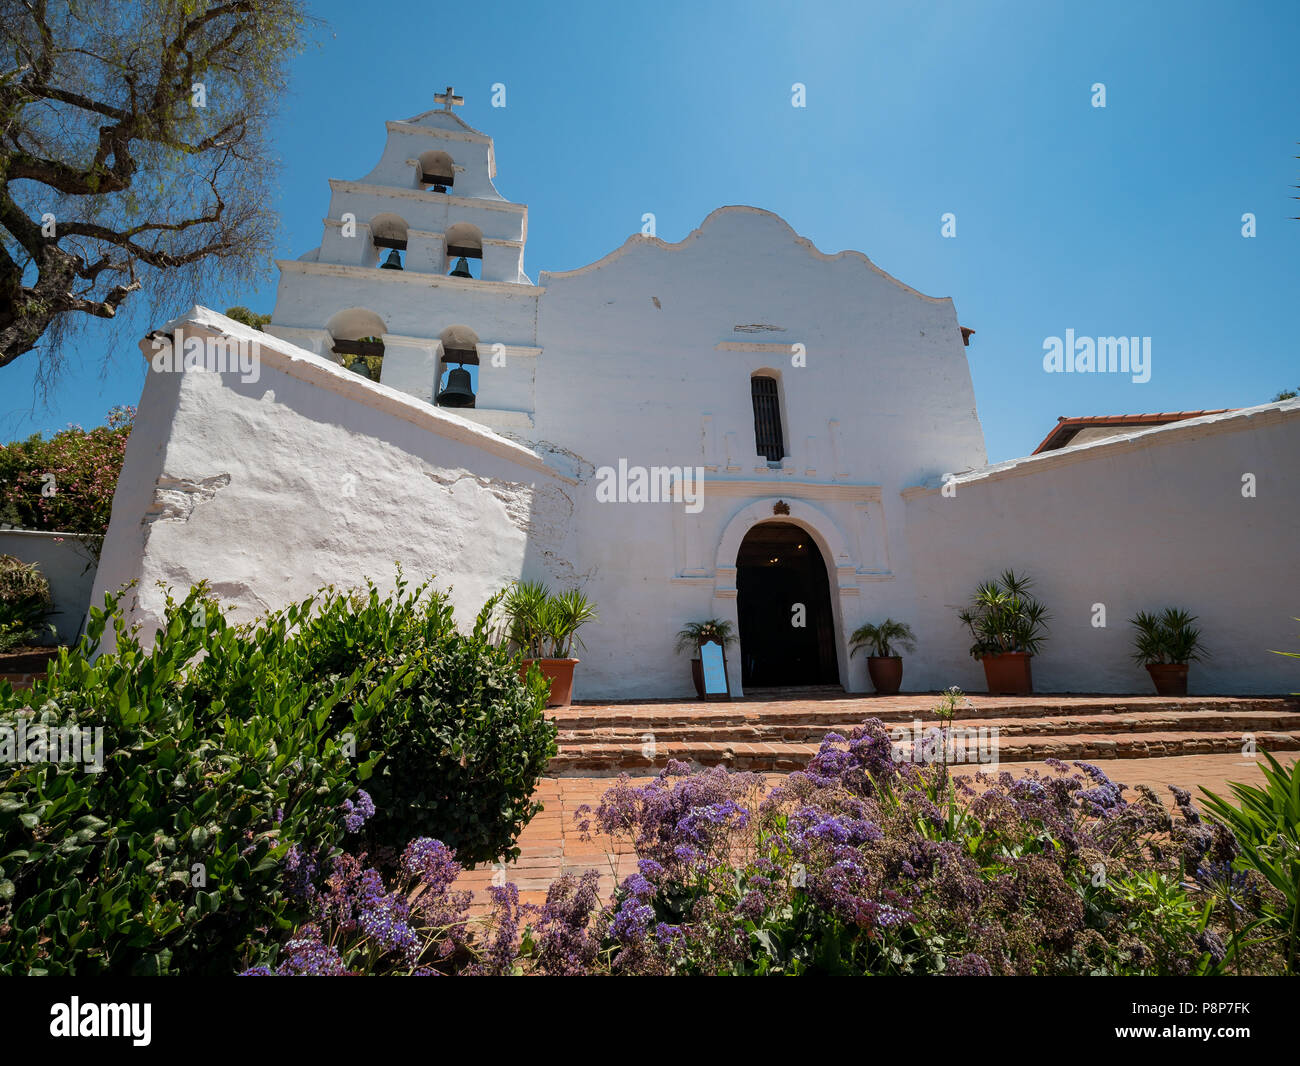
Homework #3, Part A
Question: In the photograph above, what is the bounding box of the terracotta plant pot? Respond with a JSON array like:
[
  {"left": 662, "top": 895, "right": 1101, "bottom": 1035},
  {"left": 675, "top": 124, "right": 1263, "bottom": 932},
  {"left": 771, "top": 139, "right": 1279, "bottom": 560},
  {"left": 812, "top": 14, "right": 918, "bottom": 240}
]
[
  {"left": 866, "top": 656, "right": 903, "bottom": 695},
  {"left": 980, "top": 652, "right": 1034, "bottom": 696},
  {"left": 690, "top": 658, "right": 705, "bottom": 698},
  {"left": 519, "top": 658, "right": 580, "bottom": 708},
  {"left": 1146, "top": 662, "right": 1189, "bottom": 696}
]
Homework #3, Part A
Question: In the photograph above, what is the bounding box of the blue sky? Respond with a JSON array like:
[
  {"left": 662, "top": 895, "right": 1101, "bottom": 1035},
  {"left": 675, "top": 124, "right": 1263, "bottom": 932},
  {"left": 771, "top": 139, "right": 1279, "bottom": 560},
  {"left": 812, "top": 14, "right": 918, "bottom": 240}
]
[{"left": 7, "top": 0, "right": 1298, "bottom": 462}]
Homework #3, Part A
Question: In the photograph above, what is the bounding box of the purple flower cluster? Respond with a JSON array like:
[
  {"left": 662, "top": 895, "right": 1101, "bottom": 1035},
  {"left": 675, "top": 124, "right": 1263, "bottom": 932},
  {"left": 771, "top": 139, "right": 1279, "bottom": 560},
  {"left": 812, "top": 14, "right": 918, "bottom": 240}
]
[
  {"left": 241, "top": 925, "right": 350, "bottom": 976},
  {"left": 401, "top": 837, "right": 461, "bottom": 891},
  {"left": 948, "top": 952, "right": 992, "bottom": 976},
  {"left": 608, "top": 898, "right": 656, "bottom": 944},
  {"left": 282, "top": 843, "right": 321, "bottom": 902},
  {"left": 357, "top": 882, "right": 419, "bottom": 960},
  {"left": 1073, "top": 763, "right": 1127, "bottom": 816},
  {"left": 465, "top": 882, "right": 524, "bottom": 975},
  {"left": 533, "top": 870, "right": 602, "bottom": 975},
  {"left": 247, "top": 717, "right": 1258, "bottom": 976},
  {"left": 576, "top": 760, "right": 761, "bottom": 877},
  {"left": 340, "top": 789, "right": 375, "bottom": 833},
  {"left": 734, "top": 872, "right": 779, "bottom": 921},
  {"left": 254, "top": 829, "right": 482, "bottom": 974},
  {"left": 789, "top": 804, "right": 883, "bottom": 848},
  {"left": 801, "top": 721, "right": 904, "bottom": 795}
]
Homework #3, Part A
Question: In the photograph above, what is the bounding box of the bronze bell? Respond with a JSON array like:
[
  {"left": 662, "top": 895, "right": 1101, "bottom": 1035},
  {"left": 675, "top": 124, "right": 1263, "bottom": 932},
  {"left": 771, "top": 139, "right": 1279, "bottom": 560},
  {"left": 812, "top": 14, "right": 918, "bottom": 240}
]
[
  {"left": 437, "top": 364, "right": 475, "bottom": 407},
  {"left": 448, "top": 256, "right": 473, "bottom": 279},
  {"left": 347, "top": 356, "right": 373, "bottom": 380},
  {"left": 380, "top": 249, "right": 403, "bottom": 270}
]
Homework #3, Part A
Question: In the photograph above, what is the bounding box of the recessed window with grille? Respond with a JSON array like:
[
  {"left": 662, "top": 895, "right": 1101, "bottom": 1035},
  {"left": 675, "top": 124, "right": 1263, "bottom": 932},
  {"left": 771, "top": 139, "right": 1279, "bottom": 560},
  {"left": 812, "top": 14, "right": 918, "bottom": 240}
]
[{"left": 751, "top": 375, "right": 786, "bottom": 461}]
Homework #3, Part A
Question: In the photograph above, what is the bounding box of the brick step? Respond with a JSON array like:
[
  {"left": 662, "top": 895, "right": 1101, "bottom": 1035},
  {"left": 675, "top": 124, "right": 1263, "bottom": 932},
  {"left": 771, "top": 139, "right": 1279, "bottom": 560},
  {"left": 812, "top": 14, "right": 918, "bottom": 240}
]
[
  {"left": 548, "top": 729, "right": 1300, "bottom": 776},
  {"left": 557, "top": 709, "right": 1300, "bottom": 746},
  {"left": 553, "top": 696, "right": 1297, "bottom": 731}
]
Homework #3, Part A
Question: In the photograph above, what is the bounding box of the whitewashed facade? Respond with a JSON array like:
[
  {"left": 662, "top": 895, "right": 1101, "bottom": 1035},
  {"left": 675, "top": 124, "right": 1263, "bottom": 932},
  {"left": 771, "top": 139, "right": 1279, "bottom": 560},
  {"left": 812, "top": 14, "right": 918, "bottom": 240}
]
[{"left": 93, "top": 104, "right": 1300, "bottom": 698}]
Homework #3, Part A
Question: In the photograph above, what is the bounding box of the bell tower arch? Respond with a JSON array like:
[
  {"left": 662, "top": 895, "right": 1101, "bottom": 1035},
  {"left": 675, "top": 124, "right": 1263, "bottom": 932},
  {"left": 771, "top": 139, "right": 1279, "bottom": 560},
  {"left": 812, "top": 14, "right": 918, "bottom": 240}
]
[{"left": 266, "top": 88, "right": 542, "bottom": 436}]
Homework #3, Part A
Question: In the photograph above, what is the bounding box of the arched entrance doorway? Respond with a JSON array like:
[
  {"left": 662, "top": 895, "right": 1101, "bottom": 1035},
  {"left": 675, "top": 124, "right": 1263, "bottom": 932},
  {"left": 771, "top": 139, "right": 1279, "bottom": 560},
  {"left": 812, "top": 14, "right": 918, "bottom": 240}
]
[{"left": 736, "top": 521, "right": 839, "bottom": 688}]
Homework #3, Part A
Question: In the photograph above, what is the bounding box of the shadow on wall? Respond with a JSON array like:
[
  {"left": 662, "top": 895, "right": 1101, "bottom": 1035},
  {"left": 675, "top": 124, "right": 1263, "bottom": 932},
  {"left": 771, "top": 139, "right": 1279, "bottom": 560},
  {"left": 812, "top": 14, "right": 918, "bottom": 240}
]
[{"left": 91, "top": 321, "right": 585, "bottom": 661}]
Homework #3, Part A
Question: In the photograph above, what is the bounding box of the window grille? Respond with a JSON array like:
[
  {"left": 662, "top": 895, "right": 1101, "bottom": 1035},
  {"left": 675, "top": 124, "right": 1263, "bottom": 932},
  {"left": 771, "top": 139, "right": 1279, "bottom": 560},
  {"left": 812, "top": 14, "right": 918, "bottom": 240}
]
[{"left": 751, "top": 375, "right": 785, "bottom": 461}]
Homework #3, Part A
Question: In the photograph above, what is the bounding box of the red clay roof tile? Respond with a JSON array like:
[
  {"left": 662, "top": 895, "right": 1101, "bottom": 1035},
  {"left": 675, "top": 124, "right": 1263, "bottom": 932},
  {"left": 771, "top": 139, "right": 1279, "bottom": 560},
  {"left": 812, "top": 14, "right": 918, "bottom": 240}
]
[{"left": 1032, "top": 410, "right": 1235, "bottom": 454}]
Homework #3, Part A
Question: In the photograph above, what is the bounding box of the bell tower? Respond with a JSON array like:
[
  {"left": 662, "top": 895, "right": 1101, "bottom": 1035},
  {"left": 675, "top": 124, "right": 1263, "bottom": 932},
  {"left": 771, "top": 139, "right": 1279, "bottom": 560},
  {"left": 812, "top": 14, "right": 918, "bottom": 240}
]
[{"left": 267, "top": 88, "right": 542, "bottom": 437}]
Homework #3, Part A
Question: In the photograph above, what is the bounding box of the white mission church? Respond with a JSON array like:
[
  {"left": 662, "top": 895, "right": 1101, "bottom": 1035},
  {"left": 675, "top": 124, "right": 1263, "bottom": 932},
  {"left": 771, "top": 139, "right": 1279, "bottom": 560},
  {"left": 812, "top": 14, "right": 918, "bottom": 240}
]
[{"left": 94, "top": 93, "right": 1300, "bottom": 699}]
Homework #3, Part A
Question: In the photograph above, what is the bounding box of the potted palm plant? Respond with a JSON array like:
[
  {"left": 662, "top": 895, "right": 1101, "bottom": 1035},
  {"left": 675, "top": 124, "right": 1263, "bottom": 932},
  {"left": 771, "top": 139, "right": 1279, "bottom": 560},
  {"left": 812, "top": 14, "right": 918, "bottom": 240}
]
[
  {"left": 849, "top": 618, "right": 916, "bottom": 695},
  {"left": 503, "top": 581, "right": 598, "bottom": 708},
  {"left": 956, "top": 570, "right": 1050, "bottom": 695},
  {"left": 674, "top": 619, "right": 737, "bottom": 697},
  {"left": 1130, "top": 607, "right": 1206, "bottom": 696}
]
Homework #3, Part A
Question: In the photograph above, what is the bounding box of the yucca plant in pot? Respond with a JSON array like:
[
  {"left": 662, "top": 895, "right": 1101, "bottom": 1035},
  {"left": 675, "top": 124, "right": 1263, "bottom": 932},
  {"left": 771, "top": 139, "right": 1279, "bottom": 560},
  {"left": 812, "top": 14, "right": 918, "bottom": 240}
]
[
  {"left": 956, "top": 569, "right": 1050, "bottom": 695},
  {"left": 1130, "top": 607, "right": 1205, "bottom": 696},
  {"left": 674, "top": 619, "right": 737, "bottom": 697},
  {"left": 849, "top": 618, "right": 916, "bottom": 695},
  {"left": 502, "top": 581, "right": 597, "bottom": 707}
]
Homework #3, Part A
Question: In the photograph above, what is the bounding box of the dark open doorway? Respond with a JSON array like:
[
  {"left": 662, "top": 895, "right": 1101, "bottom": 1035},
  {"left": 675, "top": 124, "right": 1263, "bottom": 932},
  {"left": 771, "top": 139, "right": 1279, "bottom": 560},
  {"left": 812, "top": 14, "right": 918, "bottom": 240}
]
[{"left": 736, "top": 522, "right": 840, "bottom": 688}]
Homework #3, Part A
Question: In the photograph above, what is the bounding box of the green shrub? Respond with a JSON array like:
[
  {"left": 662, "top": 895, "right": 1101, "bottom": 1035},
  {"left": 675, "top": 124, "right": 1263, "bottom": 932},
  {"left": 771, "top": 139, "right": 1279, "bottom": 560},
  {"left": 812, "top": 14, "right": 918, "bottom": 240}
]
[
  {"left": 0, "top": 555, "right": 54, "bottom": 652},
  {"left": 182, "top": 574, "right": 558, "bottom": 867},
  {"left": 1201, "top": 753, "right": 1300, "bottom": 975},
  {"left": 318, "top": 584, "right": 558, "bottom": 866},
  {"left": 0, "top": 572, "right": 557, "bottom": 974},
  {"left": 0, "top": 584, "right": 404, "bottom": 976},
  {"left": 1104, "top": 870, "right": 1222, "bottom": 975}
]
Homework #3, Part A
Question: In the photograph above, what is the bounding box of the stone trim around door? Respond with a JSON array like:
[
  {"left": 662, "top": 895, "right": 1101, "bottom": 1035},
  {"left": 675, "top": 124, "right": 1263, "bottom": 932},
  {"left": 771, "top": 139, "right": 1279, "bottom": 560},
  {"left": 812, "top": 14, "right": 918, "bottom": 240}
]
[{"left": 710, "top": 497, "right": 860, "bottom": 697}]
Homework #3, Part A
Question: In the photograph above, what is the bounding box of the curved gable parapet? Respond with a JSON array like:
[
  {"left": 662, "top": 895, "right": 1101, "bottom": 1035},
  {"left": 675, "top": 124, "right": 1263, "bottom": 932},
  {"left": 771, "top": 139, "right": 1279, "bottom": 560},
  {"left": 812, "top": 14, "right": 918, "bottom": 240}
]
[
  {"left": 400, "top": 109, "right": 490, "bottom": 139},
  {"left": 539, "top": 205, "right": 951, "bottom": 304},
  {"left": 350, "top": 114, "right": 505, "bottom": 200}
]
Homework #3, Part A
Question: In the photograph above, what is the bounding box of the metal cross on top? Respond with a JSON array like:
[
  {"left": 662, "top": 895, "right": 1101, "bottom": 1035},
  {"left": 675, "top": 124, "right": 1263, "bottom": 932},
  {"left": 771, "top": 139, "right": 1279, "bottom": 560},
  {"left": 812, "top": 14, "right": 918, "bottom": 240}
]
[{"left": 435, "top": 86, "right": 464, "bottom": 112}]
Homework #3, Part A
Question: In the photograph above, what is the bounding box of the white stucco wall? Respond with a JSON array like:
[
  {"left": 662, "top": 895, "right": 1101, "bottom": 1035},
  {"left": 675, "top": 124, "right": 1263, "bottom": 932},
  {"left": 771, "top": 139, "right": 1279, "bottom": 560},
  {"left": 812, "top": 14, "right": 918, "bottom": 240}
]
[
  {"left": 903, "top": 402, "right": 1300, "bottom": 695},
  {"left": 107, "top": 109, "right": 1296, "bottom": 703},
  {"left": 92, "top": 307, "right": 575, "bottom": 644},
  {"left": 265, "top": 108, "right": 993, "bottom": 702},
  {"left": 257, "top": 109, "right": 987, "bottom": 702},
  {"left": 0, "top": 530, "right": 99, "bottom": 643},
  {"left": 517, "top": 206, "right": 987, "bottom": 699}
]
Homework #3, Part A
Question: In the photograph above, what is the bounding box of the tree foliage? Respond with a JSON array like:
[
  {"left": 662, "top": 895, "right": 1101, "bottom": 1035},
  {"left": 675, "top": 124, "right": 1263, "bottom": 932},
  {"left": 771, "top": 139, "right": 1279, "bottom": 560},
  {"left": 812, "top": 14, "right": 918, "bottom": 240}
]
[
  {"left": 0, "top": 0, "right": 317, "bottom": 376},
  {"left": 223, "top": 304, "right": 269, "bottom": 330},
  {"left": 0, "top": 404, "right": 133, "bottom": 541}
]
